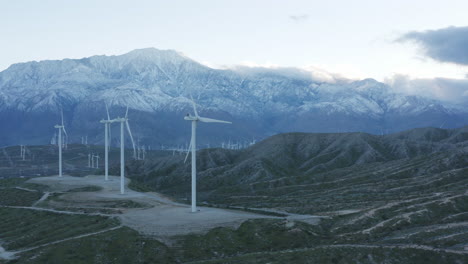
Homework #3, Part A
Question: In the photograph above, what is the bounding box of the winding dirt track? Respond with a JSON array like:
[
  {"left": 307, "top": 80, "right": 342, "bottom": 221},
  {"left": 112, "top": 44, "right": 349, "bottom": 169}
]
[{"left": 5, "top": 225, "right": 124, "bottom": 258}]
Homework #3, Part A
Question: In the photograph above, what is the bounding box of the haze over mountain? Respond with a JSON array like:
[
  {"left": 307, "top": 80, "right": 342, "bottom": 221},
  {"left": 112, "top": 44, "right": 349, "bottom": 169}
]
[{"left": 1, "top": 48, "right": 467, "bottom": 147}]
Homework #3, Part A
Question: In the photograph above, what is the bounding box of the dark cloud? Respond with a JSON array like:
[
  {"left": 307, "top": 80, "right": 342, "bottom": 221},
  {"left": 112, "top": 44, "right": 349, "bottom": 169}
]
[
  {"left": 398, "top": 26, "right": 468, "bottom": 65},
  {"left": 289, "top": 14, "right": 309, "bottom": 22}
]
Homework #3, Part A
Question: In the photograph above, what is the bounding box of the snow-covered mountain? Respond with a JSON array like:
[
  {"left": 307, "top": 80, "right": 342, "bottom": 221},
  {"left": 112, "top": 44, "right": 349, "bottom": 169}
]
[{"left": 1, "top": 48, "right": 467, "bottom": 147}]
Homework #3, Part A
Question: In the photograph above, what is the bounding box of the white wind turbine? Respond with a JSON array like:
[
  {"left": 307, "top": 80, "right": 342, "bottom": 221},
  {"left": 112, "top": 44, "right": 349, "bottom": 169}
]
[
  {"left": 54, "top": 110, "right": 68, "bottom": 177},
  {"left": 184, "top": 96, "right": 231, "bottom": 212},
  {"left": 94, "top": 154, "right": 100, "bottom": 169},
  {"left": 114, "top": 106, "right": 137, "bottom": 194},
  {"left": 20, "top": 145, "right": 26, "bottom": 160},
  {"left": 100, "top": 104, "right": 115, "bottom": 181}
]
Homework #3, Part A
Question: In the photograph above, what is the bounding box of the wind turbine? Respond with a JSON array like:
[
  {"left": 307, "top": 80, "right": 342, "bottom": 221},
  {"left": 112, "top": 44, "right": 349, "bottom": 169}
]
[
  {"left": 100, "top": 104, "right": 115, "bottom": 181},
  {"left": 20, "top": 145, "right": 26, "bottom": 160},
  {"left": 184, "top": 96, "right": 231, "bottom": 212},
  {"left": 54, "top": 110, "right": 68, "bottom": 177},
  {"left": 115, "top": 106, "right": 136, "bottom": 194},
  {"left": 51, "top": 132, "right": 57, "bottom": 145},
  {"left": 94, "top": 154, "right": 100, "bottom": 169}
]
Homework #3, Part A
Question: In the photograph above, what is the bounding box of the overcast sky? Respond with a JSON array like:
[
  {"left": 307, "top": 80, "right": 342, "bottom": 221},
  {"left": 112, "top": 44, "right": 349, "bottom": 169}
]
[{"left": 1, "top": 0, "right": 468, "bottom": 86}]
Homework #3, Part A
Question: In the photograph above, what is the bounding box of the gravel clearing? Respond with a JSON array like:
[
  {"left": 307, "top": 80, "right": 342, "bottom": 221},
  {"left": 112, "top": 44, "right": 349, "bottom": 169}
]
[
  {"left": 0, "top": 245, "right": 15, "bottom": 260},
  {"left": 28, "top": 175, "right": 277, "bottom": 239}
]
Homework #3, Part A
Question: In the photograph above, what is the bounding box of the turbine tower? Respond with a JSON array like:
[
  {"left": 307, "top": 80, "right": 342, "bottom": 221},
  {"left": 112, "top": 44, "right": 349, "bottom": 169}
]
[
  {"left": 20, "top": 145, "right": 26, "bottom": 160},
  {"left": 115, "top": 106, "right": 136, "bottom": 194},
  {"left": 184, "top": 96, "right": 231, "bottom": 212},
  {"left": 100, "top": 104, "right": 115, "bottom": 181},
  {"left": 95, "top": 154, "right": 100, "bottom": 169},
  {"left": 54, "top": 110, "right": 68, "bottom": 177}
]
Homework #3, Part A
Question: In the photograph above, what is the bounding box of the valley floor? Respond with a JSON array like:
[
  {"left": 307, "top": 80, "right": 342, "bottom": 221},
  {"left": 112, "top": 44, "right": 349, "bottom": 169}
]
[{"left": 0, "top": 172, "right": 467, "bottom": 263}]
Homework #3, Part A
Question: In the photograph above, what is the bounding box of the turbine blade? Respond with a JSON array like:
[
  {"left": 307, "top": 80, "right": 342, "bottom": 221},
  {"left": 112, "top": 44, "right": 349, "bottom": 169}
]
[
  {"left": 189, "top": 95, "right": 199, "bottom": 117},
  {"left": 125, "top": 105, "right": 129, "bottom": 118},
  {"left": 184, "top": 138, "right": 192, "bottom": 163},
  {"left": 61, "top": 109, "right": 64, "bottom": 126},
  {"left": 105, "top": 103, "right": 111, "bottom": 120},
  {"left": 198, "top": 116, "right": 232, "bottom": 124},
  {"left": 125, "top": 120, "right": 136, "bottom": 159},
  {"left": 62, "top": 126, "right": 68, "bottom": 137}
]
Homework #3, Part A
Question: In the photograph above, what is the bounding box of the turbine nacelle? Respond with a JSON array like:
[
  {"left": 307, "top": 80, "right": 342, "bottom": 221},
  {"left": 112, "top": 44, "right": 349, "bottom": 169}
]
[
  {"left": 184, "top": 114, "right": 198, "bottom": 121},
  {"left": 100, "top": 119, "right": 116, "bottom": 124},
  {"left": 114, "top": 117, "right": 128, "bottom": 123}
]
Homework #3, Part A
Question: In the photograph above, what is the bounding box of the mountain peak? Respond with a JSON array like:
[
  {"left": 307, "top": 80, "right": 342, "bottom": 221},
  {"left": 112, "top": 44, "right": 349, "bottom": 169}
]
[
  {"left": 119, "top": 48, "right": 191, "bottom": 63},
  {"left": 351, "top": 78, "right": 388, "bottom": 93},
  {"left": 124, "top": 47, "right": 178, "bottom": 56}
]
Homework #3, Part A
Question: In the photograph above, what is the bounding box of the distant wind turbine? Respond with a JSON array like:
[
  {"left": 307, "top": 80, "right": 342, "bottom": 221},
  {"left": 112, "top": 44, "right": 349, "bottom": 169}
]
[
  {"left": 51, "top": 132, "right": 57, "bottom": 145},
  {"left": 95, "top": 154, "right": 100, "bottom": 169},
  {"left": 184, "top": 96, "right": 231, "bottom": 212},
  {"left": 20, "top": 145, "right": 26, "bottom": 160},
  {"left": 115, "top": 106, "right": 136, "bottom": 194},
  {"left": 54, "top": 110, "right": 68, "bottom": 177},
  {"left": 100, "top": 104, "right": 115, "bottom": 181}
]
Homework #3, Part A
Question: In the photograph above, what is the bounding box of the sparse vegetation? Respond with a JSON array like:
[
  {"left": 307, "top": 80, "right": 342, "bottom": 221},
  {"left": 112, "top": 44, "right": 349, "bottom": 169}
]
[
  {"left": 0, "top": 178, "right": 28, "bottom": 188},
  {"left": 122, "top": 129, "right": 468, "bottom": 263},
  {"left": 8, "top": 227, "right": 176, "bottom": 264},
  {"left": 176, "top": 219, "right": 328, "bottom": 262},
  {"left": 128, "top": 180, "right": 156, "bottom": 192},
  {"left": 1, "top": 128, "right": 468, "bottom": 263},
  {"left": 0, "top": 189, "right": 43, "bottom": 206},
  {"left": 0, "top": 208, "right": 119, "bottom": 251},
  {"left": 68, "top": 186, "right": 103, "bottom": 192},
  {"left": 193, "top": 246, "right": 468, "bottom": 264}
]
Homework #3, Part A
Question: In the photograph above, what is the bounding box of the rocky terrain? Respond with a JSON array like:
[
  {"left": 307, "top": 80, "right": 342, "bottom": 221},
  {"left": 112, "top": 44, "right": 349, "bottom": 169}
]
[
  {"left": 126, "top": 126, "right": 468, "bottom": 262},
  {"left": 0, "top": 126, "right": 467, "bottom": 263},
  {"left": 126, "top": 126, "right": 468, "bottom": 209}
]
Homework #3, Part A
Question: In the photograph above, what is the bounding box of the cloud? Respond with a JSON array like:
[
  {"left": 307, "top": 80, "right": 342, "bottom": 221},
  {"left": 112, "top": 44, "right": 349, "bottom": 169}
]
[
  {"left": 228, "top": 63, "right": 350, "bottom": 84},
  {"left": 385, "top": 74, "right": 468, "bottom": 103},
  {"left": 398, "top": 26, "right": 468, "bottom": 65},
  {"left": 302, "top": 65, "right": 352, "bottom": 83},
  {"left": 289, "top": 14, "right": 309, "bottom": 22}
]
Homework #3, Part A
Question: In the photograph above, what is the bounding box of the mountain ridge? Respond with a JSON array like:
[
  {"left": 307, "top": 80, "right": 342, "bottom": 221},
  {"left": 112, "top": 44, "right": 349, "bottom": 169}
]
[
  {"left": 1, "top": 48, "right": 468, "bottom": 147},
  {"left": 124, "top": 125, "right": 468, "bottom": 213}
]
